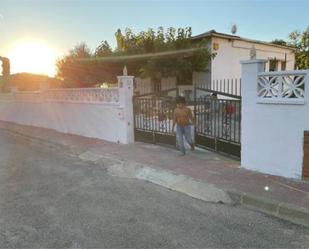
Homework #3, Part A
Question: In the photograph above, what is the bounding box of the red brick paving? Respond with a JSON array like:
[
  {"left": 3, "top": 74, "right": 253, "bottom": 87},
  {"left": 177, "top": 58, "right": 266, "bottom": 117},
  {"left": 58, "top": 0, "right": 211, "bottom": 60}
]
[{"left": 1, "top": 121, "right": 308, "bottom": 210}]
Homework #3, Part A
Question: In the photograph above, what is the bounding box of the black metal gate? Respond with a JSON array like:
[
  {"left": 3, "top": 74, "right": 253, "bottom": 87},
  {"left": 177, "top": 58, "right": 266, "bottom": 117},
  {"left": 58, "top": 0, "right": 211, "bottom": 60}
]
[
  {"left": 194, "top": 87, "right": 241, "bottom": 158},
  {"left": 133, "top": 90, "right": 176, "bottom": 146},
  {"left": 133, "top": 85, "right": 241, "bottom": 158}
]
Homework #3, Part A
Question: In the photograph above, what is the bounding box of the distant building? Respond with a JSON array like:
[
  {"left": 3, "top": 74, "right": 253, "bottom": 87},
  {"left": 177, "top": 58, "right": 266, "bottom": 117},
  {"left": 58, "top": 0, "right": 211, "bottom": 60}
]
[{"left": 4, "top": 73, "right": 63, "bottom": 91}]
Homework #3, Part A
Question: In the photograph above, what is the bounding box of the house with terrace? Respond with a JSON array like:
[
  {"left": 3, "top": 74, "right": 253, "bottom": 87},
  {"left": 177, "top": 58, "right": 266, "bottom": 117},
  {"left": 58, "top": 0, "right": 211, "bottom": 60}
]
[{"left": 135, "top": 30, "right": 296, "bottom": 98}]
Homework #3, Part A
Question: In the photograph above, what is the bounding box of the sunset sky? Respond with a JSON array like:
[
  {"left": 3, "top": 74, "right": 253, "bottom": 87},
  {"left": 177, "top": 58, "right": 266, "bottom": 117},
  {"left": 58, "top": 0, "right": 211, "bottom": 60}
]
[{"left": 0, "top": 0, "right": 308, "bottom": 76}]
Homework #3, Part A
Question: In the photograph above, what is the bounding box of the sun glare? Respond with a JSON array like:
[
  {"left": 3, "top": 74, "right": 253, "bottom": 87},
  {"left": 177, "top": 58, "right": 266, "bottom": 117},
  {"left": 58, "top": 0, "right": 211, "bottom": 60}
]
[{"left": 8, "top": 40, "right": 58, "bottom": 76}]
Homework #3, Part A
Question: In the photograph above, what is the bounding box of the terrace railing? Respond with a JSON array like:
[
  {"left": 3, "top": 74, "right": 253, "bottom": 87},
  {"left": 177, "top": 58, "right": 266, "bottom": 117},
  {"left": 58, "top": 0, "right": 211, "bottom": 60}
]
[
  {"left": 0, "top": 88, "right": 120, "bottom": 105},
  {"left": 196, "top": 78, "right": 242, "bottom": 99}
]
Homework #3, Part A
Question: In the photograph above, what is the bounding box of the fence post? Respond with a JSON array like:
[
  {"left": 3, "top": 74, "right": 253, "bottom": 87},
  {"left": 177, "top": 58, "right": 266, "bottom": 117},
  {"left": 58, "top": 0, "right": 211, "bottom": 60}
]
[
  {"left": 240, "top": 59, "right": 267, "bottom": 167},
  {"left": 117, "top": 69, "right": 135, "bottom": 144}
]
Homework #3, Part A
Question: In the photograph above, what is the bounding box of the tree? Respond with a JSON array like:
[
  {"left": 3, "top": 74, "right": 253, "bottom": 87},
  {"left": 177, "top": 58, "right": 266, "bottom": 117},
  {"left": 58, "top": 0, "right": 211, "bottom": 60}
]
[
  {"left": 114, "top": 27, "right": 212, "bottom": 86},
  {"left": 0, "top": 57, "right": 10, "bottom": 91},
  {"left": 57, "top": 27, "right": 212, "bottom": 88},
  {"left": 271, "top": 39, "right": 287, "bottom": 46},
  {"left": 56, "top": 41, "right": 118, "bottom": 87},
  {"left": 95, "top": 40, "right": 112, "bottom": 57},
  {"left": 56, "top": 43, "right": 96, "bottom": 87},
  {"left": 288, "top": 27, "right": 309, "bottom": 69},
  {"left": 56, "top": 43, "right": 92, "bottom": 82}
]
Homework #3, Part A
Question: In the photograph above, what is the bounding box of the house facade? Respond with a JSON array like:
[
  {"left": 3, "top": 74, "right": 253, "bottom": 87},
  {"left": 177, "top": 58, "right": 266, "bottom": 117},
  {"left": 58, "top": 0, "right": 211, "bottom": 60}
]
[
  {"left": 192, "top": 30, "right": 296, "bottom": 83},
  {"left": 135, "top": 30, "right": 296, "bottom": 98}
]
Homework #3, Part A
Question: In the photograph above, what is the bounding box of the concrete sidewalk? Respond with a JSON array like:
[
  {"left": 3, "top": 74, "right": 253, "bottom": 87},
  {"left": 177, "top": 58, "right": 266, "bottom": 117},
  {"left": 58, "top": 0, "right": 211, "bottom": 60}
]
[{"left": 1, "top": 121, "right": 309, "bottom": 227}]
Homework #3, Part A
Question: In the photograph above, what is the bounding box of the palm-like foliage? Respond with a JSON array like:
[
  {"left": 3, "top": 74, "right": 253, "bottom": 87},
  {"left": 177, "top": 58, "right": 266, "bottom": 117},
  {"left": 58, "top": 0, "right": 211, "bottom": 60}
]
[{"left": 56, "top": 27, "right": 212, "bottom": 87}]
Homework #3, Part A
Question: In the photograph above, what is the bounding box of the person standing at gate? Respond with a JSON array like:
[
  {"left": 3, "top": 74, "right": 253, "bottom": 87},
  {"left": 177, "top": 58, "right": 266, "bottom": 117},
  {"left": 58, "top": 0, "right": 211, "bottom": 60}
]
[{"left": 172, "top": 96, "right": 195, "bottom": 155}]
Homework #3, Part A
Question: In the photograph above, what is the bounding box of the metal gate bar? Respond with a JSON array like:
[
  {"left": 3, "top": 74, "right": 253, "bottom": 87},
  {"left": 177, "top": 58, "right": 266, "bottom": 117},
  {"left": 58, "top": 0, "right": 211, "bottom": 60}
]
[
  {"left": 133, "top": 96, "right": 176, "bottom": 146},
  {"left": 194, "top": 81, "right": 241, "bottom": 158},
  {"left": 133, "top": 86, "right": 241, "bottom": 158},
  {"left": 194, "top": 95, "right": 241, "bottom": 158}
]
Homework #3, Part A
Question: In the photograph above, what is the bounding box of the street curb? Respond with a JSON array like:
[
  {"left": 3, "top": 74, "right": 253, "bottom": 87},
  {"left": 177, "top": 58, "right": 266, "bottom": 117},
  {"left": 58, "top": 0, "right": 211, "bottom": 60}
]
[
  {"left": 227, "top": 190, "right": 309, "bottom": 228},
  {"left": 106, "top": 161, "right": 233, "bottom": 204},
  {"left": 2, "top": 126, "right": 309, "bottom": 228}
]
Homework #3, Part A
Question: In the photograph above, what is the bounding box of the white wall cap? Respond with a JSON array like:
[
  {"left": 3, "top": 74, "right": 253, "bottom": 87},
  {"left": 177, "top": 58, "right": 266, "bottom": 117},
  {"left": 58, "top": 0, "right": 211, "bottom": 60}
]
[
  {"left": 258, "top": 70, "right": 309, "bottom": 76},
  {"left": 257, "top": 98, "right": 305, "bottom": 105},
  {"left": 240, "top": 59, "right": 267, "bottom": 65},
  {"left": 117, "top": 76, "right": 135, "bottom": 80}
]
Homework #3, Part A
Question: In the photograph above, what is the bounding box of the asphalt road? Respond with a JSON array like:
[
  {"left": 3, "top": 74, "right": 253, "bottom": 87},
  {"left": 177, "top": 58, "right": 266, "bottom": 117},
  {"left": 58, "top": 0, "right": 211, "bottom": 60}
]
[{"left": 0, "top": 129, "right": 308, "bottom": 248}]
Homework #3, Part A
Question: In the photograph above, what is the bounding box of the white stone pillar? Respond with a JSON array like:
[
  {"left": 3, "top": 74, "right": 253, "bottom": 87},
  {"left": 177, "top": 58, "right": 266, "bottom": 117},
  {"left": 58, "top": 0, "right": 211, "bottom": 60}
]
[
  {"left": 117, "top": 74, "right": 134, "bottom": 144},
  {"left": 240, "top": 59, "right": 267, "bottom": 169}
]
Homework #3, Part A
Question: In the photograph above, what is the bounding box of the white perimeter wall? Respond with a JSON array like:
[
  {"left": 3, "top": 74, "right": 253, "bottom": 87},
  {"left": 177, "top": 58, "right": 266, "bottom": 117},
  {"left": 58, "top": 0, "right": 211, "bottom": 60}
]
[
  {"left": 0, "top": 76, "right": 135, "bottom": 144},
  {"left": 241, "top": 60, "right": 309, "bottom": 179},
  {"left": 0, "top": 101, "right": 127, "bottom": 143}
]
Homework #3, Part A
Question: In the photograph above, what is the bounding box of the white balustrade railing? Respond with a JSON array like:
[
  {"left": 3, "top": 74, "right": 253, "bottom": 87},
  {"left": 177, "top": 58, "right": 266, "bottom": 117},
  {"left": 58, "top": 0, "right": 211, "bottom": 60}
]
[
  {"left": 44, "top": 88, "right": 120, "bottom": 104},
  {"left": 15, "top": 91, "right": 41, "bottom": 103},
  {"left": 0, "top": 88, "right": 120, "bottom": 104},
  {"left": 257, "top": 70, "right": 308, "bottom": 104}
]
